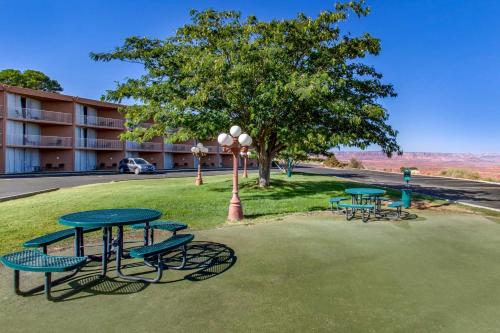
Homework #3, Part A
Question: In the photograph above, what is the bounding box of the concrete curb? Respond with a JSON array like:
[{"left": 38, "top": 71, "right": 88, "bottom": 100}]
[
  {"left": 453, "top": 201, "right": 500, "bottom": 213},
  {"left": 0, "top": 167, "right": 238, "bottom": 179},
  {"left": 363, "top": 168, "right": 500, "bottom": 186},
  {"left": 0, "top": 168, "right": 260, "bottom": 201},
  {"left": 0, "top": 188, "right": 60, "bottom": 202}
]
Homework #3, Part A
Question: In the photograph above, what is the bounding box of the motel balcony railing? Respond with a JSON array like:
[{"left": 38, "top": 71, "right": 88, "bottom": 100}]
[
  {"left": 6, "top": 134, "right": 72, "bottom": 148},
  {"left": 8, "top": 107, "right": 72, "bottom": 124},
  {"left": 164, "top": 143, "right": 192, "bottom": 153},
  {"left": 164, "top": 144, "right": 225, "bottom": 154},
  {"left": 126, "top": 141, "right": 163, "bottom": 151},
  {"left": 76, "top": 115, "right": 124, "bottom": 129},
  {"left": 205, "top": 145, "right": 220, "bottom": 153},
  {"left": 75, "top": 138, "right": 124, "bottom": 150}
]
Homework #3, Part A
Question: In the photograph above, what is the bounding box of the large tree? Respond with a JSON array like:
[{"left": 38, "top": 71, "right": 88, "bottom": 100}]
[
  {"left": 91, "top": 1, "right": 400, "bottom": 187},
  {"left": 0, "top": 69, "right": 63, "bottom": 92}
]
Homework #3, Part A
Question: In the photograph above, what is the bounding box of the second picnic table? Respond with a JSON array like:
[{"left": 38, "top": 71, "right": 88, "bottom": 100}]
[{"left": 345, "top": 188, "right": 386, "bottom": 215}]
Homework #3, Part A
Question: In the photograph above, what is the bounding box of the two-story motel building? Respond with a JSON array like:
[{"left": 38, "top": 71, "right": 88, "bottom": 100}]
[{"left": 0, "top": 84, "right": 254, "bottom": 174}]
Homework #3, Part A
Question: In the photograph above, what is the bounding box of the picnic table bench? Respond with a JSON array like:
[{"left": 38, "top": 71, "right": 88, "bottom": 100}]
[
  {"left": 117, "top": 234, "right": 194, "bottom": 283},
  {"left": 329, "top": 197, "right": 348, "bottom": 213},
  {"left": 338, "top": 203, "right": 375, "bottom": 222},
  {"left": 0, "top": 249, "right": 87, "bottom": 300},
  {"left": 24, "top": 227, "right": 100, "bottom": 254},
  {"left": 131, "top": 220, "right": 188, "bottom": 245},
  {"left": 388, "top": 201, "right": 403, "bottom": 218}
]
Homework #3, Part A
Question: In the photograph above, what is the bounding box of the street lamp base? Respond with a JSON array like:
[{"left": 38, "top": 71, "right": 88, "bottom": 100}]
[
  {"left": 228, "top": 194, "right": 243, "bottom": 221},
  {"left": 228, "top": 205, "right": 243, "bottom": 221}
]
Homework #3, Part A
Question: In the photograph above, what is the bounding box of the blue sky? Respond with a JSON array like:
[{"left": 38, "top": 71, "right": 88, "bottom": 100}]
[{"left": 0, "top": 0, "right": 499, "bottom": 153}]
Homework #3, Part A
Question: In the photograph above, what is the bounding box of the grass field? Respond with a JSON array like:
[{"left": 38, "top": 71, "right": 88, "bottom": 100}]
[
  {"left": 1, "top": 212, "right": 500, "bottom": 332},
  {"left": 0, "top": 172, "right": 409, "bottom": 254}
]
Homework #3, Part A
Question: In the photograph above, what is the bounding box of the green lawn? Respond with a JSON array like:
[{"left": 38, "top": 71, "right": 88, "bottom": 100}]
[
  {"left": 1, "top": 212, "right": 500, "bottom": 332},
  {"left": 2, "top": 172, "right": 500, "bottom": 332},
  {"left": 0, "top": 172, "right": 408, "bottom": 254}
]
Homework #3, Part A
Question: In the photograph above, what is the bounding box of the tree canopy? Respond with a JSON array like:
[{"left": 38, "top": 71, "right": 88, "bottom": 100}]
[
  {"left": 91, "top": 1, "right": 400, "bottom": 187},
  {"left": 0, "top": 69, "right": 63, "bottom": 92}
]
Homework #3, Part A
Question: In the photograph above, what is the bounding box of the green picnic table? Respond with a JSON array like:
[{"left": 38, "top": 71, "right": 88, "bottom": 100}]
[
  {"left": 345, "top": 188, "right": 387, "bottom": 216},
  {"left": 59, "top": 208, "right": 162, "bottom": 276}
]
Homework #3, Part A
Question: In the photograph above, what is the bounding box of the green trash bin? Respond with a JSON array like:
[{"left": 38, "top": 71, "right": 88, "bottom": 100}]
[
  {"left": 403, "top": 169, "right": 412, "bottom": 183},
  {"left": 402, "top": 189, "right": 412, "bottom": 208}
]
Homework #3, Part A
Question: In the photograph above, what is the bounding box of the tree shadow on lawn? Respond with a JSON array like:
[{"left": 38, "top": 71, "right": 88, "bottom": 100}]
[
  {"left": 243, "top": 206, "right": 327, "bottom": 219},
  {"left": 48, "top": 241, "right": 236, "bottom": 301},
  {"left": 211, "top": 174, "right": 356, "bottom": 202}
]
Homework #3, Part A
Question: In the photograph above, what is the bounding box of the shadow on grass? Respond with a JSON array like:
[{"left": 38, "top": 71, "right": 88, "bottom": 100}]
[
  {"left": 244, "top": 173, "right": 454, "bottom": 210},
  {"left": 158, "top": 241, "right": 237, "bottom": 282},
  {"left": 210, "top": 173, "right": 357, "bottom": 201},
  {"left": 340, "top": 209, "right": 421, "bottom": 224},
  {"left": 45, "top": 241, "right": 236, "bottom": 302}
]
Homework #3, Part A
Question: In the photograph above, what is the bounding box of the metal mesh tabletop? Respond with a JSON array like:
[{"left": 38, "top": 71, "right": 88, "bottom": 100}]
[
  {"left": 345, "top": 188, "right": 386, "bottom": 195},
  {"left": 59, "top": 208, "right": 162, "bottom": 228}
]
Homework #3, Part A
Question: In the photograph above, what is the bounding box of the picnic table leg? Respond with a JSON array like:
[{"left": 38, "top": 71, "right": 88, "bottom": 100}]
[
  {"left": 79, "top": 228, "right": 85, "bottom": 256},
  {"left": 74, "top": 227, "right": 83, "bottom": 256},
  {"left": 143, "top": 223, "right": 150, "bottom": 246},
  {"left": 13, "top": 270, "right": 20, "bottom": 295},
  {"left": 362, "top": 208, "right": 370, "bottom": 223},
  {"left": 113, "top": 225, "right": 129, "bottom": 260},
  {"left": 115, "top": 225, "right": 124, "bottom": 276},
  {"left": 101, "top": 227, "right": 108, "bottom": 276},
  {"left": 14, "top": 267, "right": 80, "bottom": 300},
  {"left": 107, "top": 227, "right": 113, "bottom": 258},
  {"left": 44, "top": 273, "right": 52, "bottom": 301},
  {"left": 116, "top": 224, "right": 164, "bottom": 283},
  {"left": 117, "top": 225, "right": 124, "bottom": 258},
  {"left": 73, "top": 228, "right": 78, "bottom": 256}
]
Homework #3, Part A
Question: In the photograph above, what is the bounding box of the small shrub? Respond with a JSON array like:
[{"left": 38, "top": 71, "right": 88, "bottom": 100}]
[
  {"left": 308, "top": 157, "right": 325, "bottom": 162},
  {"left": 440, "top": 168, "right": 481, "bottom": 180},
  {"left": 400, "top": 166, "right": 418, "bottom": 172},
  {"left": 323, "top": 155, "right": 346, "bottom": 168},
  {"left": 348, "top": 158, "right": 364, "bottom": 169}
]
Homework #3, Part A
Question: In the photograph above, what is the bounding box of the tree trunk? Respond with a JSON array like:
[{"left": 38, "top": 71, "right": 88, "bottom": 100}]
[{"left": 258, "top": 152, "right": 272, "bottom": 187}]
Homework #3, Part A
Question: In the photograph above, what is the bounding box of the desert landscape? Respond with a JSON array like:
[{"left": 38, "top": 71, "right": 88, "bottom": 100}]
[{"left": 333, "top": 151, "right": 500, "bottom": 182}]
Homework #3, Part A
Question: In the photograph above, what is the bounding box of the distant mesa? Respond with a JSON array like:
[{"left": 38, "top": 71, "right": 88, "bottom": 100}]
[{"left": 331, "top": 151, "right": 500, "bottom": 181}]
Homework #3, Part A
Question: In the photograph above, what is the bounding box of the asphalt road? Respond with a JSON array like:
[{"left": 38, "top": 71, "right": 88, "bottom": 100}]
[
  {"left": 298, "top": 166, "right": 500, "bottom": 210},
  {"left": 0, "top": 167, "right": 498, "bottom": 210}
]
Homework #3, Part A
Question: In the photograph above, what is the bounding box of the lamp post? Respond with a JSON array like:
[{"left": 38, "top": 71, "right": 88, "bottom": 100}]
[
  {"left": 218, "top": 126, "right": 252, "bottom": 221},
  {"left": 191, "top": 143, "right": 208, "bottom": 185},
  {"left": 241, "top": 151, "right": 251, "bottom": 178}
]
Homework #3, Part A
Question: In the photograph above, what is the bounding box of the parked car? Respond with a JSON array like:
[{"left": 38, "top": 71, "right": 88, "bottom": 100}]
[{"left": 118, "top": 158, "right": 156, "bottom": 175}]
